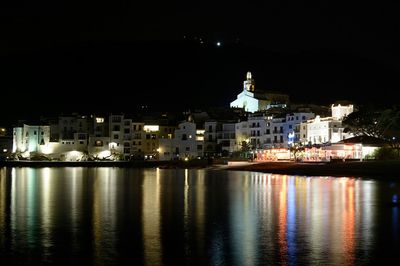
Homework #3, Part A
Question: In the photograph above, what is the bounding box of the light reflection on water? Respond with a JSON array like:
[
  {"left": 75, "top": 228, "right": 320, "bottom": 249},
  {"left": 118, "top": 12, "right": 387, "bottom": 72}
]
[{"left": 0, "top": 167, "right": 400, "bottom": 265}]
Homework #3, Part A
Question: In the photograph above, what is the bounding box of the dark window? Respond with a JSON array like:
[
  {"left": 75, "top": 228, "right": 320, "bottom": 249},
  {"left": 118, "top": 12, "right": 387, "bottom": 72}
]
[
  {"left": 114, "top": 134, "right": 119, "bottom": 139},
  {"left": 146, "top": 134, "right": 150, "bottom": 139},
  {"left": 274, "top": 136, "right": 277, "bottom": 142},
  {"left": 41, "top": 131, "right": 44, "bottom": 135},
  {"left": 113, "top": 125, "right": 120, "bottom": 131},
  {"left": 197, "top": 145, "right": 203, "bottom": 150},
  {"left": 182, "top": 134, "right": 187, "bottom": 140},
  {"left": 138, "top": 141, "right": 141, "bottom": 145},
  {"left": 124, "top": 142, "right": 130, "bottom": 147},
  {"left": 124, "top": 128, "right": 130, "bottom": 134},
  {"left": 289, "top": 125, "right": 292, "bottom": 129},
  {"left": 280, "top": 136, "right": 283, "bottom": 143},
  {"left": 133, "top": 141, "right": 136, "bottom": 145},
  {"left": 266, "top": 129, "right": 270, "bottom": 134},
  {"left": 208, "top": 134, "right": 213, "bottom": 141},
  {"left": 186, "top": 147, "right": 190, "bottom": 151},
  {"left": 208, "top": 125, "right": 212, "bottom": 131},
  {"left": 138, "top": 125, "right": 142, "bottom": 130},
  {"left": 133, "top": 125, "right": 137, "bottom": 131},
  {"left": 40, "top": 139, "right": 45, "bottom": 145},
  {"left": 34, "top": 131, "right": 37, "bottom": 135},
  {"left": 302, "top": 116, "right": 306, "bottom": 120},
  {"left": 124, "top": 148, "right": 130, "bottom": 153},
  {"left": 112, "top": 116, "right": 122, "bottom": 122},
  {"left": 79, "top": 141, "right": 84, "bottom": 145}
]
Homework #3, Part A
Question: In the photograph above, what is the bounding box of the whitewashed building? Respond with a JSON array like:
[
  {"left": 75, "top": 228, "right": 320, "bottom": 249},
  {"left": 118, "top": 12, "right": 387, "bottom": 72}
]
[
  {"left": 217, "top": 123, "right": 236, "bottom": 154},
  {"left": 234, "top": 121, "right": 250, "bottom": 151},
  {"left": 230, "top": 72, "right": 269, "bottom": 113},
  {"left": 301, "top": 103, "right": 354, "bottom": 145},
  {"left": 13, "top": 124, "right": 51, "bottom": 157},
  {"left": 331, "top": 103, "right": 354, "bottom": 120},
  {"left": 159, "top": 121, "right": 204, "bottom": 160},
  {"left": 284, "top": 112, "right": 315, "bottom": 146}
]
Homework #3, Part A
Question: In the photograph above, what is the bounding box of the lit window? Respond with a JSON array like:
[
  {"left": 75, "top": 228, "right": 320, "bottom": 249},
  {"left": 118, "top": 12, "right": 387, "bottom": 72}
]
[{"left": 96, "top": 117, "right": 104, "bottom": 123}]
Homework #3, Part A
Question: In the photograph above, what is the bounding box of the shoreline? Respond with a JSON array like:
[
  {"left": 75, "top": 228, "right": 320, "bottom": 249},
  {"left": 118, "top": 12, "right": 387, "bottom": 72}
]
[
  {"left": 1, "top": 160, "right": 400, "bottom": 180},
  {"left": 224, "top": 161, "right": 400, "bottom": 179},
  {"left": 0, "top": 159, "right": 210, "bottom": 168}
]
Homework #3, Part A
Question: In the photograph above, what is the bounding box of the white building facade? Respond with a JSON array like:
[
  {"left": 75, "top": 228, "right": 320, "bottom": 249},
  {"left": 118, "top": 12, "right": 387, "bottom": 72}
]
[
  {"left": 301, "top": 104, "right": 354, "bottom": 145},
  {"left": 159, "top": 121, "right": 204, "bottom": 160},
  {"left": 230, "top": 72, "right": 269, "bottom": 113}
]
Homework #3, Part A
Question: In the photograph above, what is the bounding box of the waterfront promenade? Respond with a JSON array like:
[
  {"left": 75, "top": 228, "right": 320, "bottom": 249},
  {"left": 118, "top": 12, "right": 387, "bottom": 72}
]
[{"left": 226, "top": 160, "right": 400, "bottom": 179}]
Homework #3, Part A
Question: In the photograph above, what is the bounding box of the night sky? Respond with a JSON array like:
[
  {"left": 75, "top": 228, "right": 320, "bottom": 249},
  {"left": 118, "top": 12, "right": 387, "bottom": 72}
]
[{"left": 1, "top": 2, "right": 400, "bottom": 125}]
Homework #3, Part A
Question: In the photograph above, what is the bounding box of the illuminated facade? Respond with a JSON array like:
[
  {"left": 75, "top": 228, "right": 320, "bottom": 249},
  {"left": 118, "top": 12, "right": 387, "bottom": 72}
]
[
  {"left": 234, "top": 111, "right": 314, "bottom": 151},
  {"left": 13, "top": 125, "right": 51, "bottom": 155},
  {"left": 301, "top": 103, "right": 354, "bottom": 145},
  {"left": 11, "top": 114, "right": 169, "bottom": 161},
  {"left": 284, "top": 112, "right": 315, "bottom": 146},
  {"left": 301, "top": 116, "right": 348, "bottom": 145},
  {"left": 230, "top": 72, "right": 268, "bottom": 112},
  {"left": 331, "top": 103, "right": 354, "bottom": 120},
  {"left": 230, "top": 72, "right": 290, "bottom": 113}
]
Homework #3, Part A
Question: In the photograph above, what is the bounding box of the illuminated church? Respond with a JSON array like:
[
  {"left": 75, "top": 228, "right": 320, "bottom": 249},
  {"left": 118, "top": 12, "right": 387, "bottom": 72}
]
[{"left": 230, "top": 72, "right": 289, "bottom": 113}]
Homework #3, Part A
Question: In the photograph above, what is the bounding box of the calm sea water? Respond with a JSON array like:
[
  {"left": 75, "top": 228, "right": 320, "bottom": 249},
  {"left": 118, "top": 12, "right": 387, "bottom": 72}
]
[{"left": 0, "top": 167, "right": 399, "bottom": 265}]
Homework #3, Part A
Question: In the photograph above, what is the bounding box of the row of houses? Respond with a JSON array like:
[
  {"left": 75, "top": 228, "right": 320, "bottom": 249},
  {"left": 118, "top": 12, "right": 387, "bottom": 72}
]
[{"left": 10, "top": 103, "right": 354, "bottom": 161}]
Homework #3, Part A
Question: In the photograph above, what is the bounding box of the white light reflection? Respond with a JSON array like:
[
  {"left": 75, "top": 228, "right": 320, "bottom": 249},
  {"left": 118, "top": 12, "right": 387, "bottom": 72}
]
[
  {"left": 230, "top": 172, "right": 256, "bottom": 265},
  {"left": 142, "top": 168, "right": 162, "bottom": 265}
]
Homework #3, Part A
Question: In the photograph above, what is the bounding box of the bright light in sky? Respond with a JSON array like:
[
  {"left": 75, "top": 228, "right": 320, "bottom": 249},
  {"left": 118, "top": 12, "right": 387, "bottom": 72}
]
[{"left": 216, "top": 41, "right": 221, "bottom": 47}]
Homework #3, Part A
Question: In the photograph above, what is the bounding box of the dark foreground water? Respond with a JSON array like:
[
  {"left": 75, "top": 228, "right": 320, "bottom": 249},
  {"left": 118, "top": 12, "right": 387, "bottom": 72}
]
[{"left": 0, "top": 167, "right": 400, "bottom": 265}]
